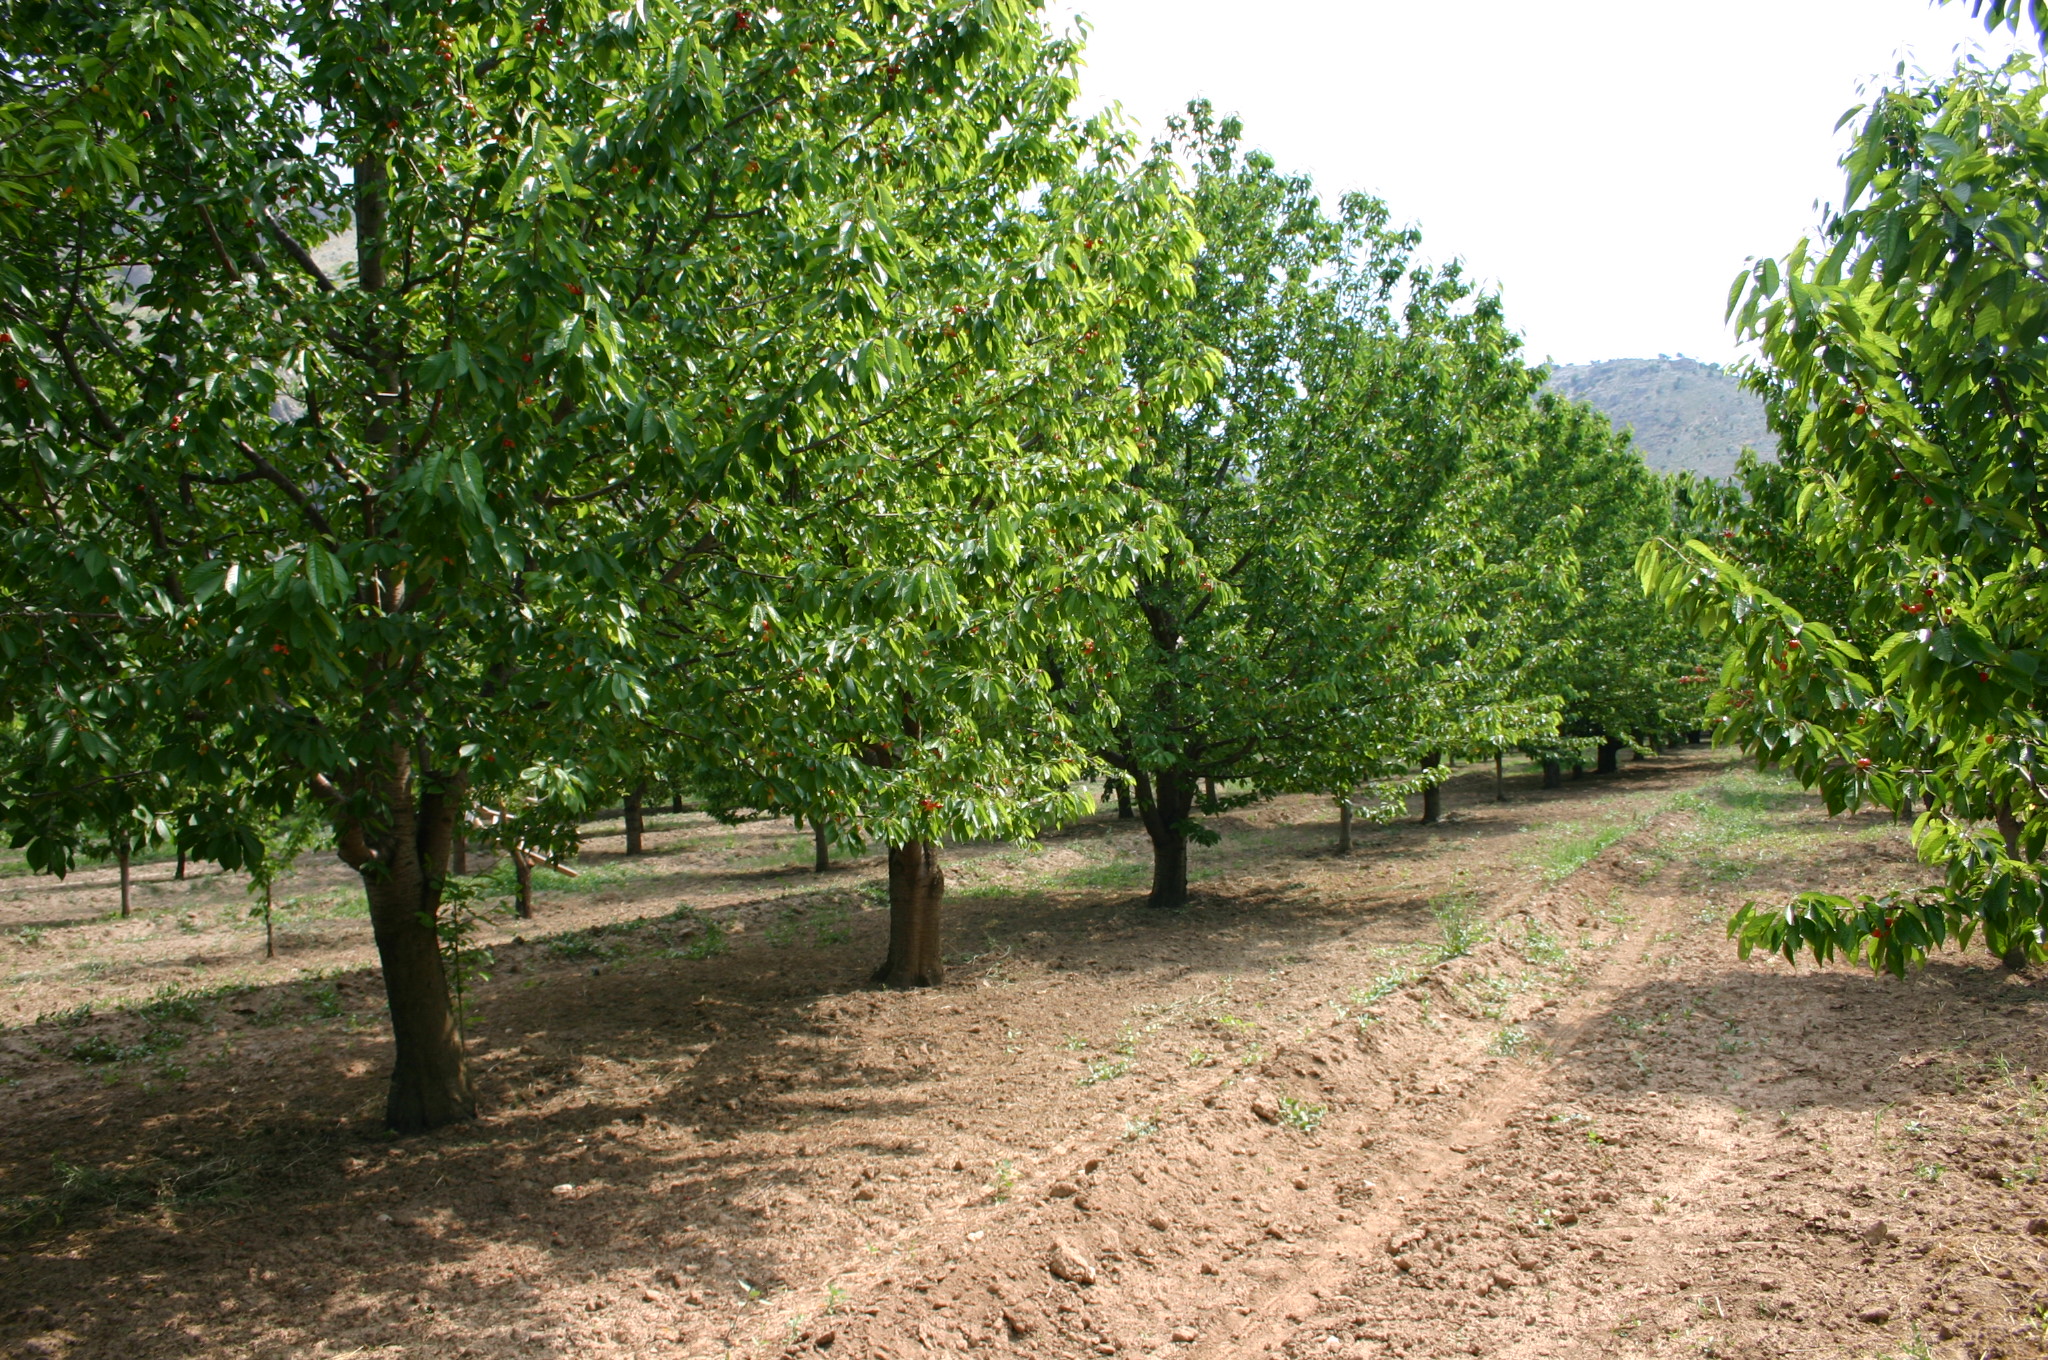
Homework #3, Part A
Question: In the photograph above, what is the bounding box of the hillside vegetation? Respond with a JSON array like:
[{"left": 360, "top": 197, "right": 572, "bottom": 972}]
[{"left": 1546, "top": 356, "right": 1776, "bottom": 479}]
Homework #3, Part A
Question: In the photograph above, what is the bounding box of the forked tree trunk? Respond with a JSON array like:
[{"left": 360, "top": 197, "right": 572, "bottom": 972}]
[
  {"left": 332, "top": 756, "right": 475, "bottom": 1134},
  {"left": 1136, "top": 769, "right": 1196, "bottom": 910},
  {"left": 873, "top": 841, "right": 945, "bottom": 988},
  {"left": 1597, "top": 741, "right": 1620, "bottom": 775},
  {"left": 623, "top": 782, "right": 647, "bottom": 856},
  {"left": 1494, "top": 752, "right": 1505, "bottom": 802},
  {"left": 813, "top": 820, "right": 831, "bottom": 874},
  {"left": 1542, "top": 758, "right": 1562, "bottom": 789},
  {"left": 1336, "top": 797, "right": 1353, "bottom": 855},
  {"left": 1420, "top": 752, "right": 1443, "bottom": 825},
  {"left": 116, "top": 837, "right": 131, "bottom": 918}
]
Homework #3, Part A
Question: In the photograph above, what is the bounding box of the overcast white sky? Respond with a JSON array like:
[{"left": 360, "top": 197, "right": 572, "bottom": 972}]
[{"left": 1045, "top": 0, "right": 2030, "bottom": 366}]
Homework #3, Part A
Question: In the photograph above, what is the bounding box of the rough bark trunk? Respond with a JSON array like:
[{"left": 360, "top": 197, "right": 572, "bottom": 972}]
[
  {"left": 813, "top": 821, "right": 831, "bottom": 874},
  {"left": 514, "top": 850, "right": 534, "bottom": 920},
  {"left": 1336, "top": 797, "right": 1353, "bottom": 855},
  {"left": 338, "top": 758, "right": 475, "bottom": 1134},
  {"left": 1114, "top": 779, "right": 1133, "bottom": 820},
  {"left": 1494, "top": 751, "right": 1505, "bottom": 802},
  {"left": 116, "top": 838, "right": 131, "bottom": 918},
  {"left": 873, "top": 841, "right": 945, "bottom": 988},
  {"left": 1203, "top": 776, "right": 1217, "bottom": 810},
  {"left": 1542, "top": 758, "right": 1562, "bottom": 789},
  {"left": 1597, "top": 741, "right": 1620, "bottom": 775},
  {"left": 623, "top": 783, "right": 646, "bottom": 856},
  {"left": 1420, "top": 752, "right": 1443, "bottom": 825},
  {"left": 1136, "top": 770, "right": 1195, "bottom": 909}
]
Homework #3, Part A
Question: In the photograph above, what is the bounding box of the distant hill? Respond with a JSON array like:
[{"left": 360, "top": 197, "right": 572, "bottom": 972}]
[{"left": 1544, "top": 357, "right": 1777, "bottom": 481}]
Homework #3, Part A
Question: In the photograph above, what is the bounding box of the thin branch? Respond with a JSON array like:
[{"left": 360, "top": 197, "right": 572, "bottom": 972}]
[{"left": 261, "top": 213, "right": 336, "bottom": 292}]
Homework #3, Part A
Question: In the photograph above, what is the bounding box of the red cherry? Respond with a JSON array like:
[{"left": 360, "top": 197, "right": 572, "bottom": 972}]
[
  {"left": 169, "top": 414, "right": 181, "bottom": 430},
  {"left": 567, "top": 284, "right": 584, "bottom": 296},
  {"left": 502, "top": 437, "right": 515, "bottom": 448},
  {"left": 0, "top": 332, "right": 10, "bottom": 344},
  {"left": 1980, "top": 671, "right": 1992, "bottom": 681},
  {"left": 1855, "top": 403, "right": 1869, "bottom": 415},
  {"left": 1856, "top": 758, "right": 1871, "bottom": 769},
  {"left": 1923, "top": 496, "right": 1935, "bottom": 506},
  {"left": 12, "top": 377, "right": 25, "bottom": 390},
  {"left": 1786, "top": 639, "right": 1801, "bottom": 650}
]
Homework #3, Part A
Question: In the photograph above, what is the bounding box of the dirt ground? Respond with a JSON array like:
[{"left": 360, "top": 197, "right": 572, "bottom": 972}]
[{"left": 2, "top": 749, "right": 2045, "bottom": 1360}]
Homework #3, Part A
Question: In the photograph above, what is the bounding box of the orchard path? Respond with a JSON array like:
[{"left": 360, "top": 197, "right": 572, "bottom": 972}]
[{"left": 2, "top": 750, "right": 2046, "bottom": 1360}]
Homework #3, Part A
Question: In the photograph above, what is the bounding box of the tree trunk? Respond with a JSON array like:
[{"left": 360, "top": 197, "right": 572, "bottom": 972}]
[
  {"left": 1420, "top": 752, "right": 1443, "bottom": 825},
  {"left": 175, "top": 847, "right": 186, "bottom": 881},
  {"left": 1494, "top": 751, "right": 1505, "bottom": 802},
  {"left": 514, "top": 850, "right": 534, "bottom": 920},
  {"left": 1336, "top": 797, "right": 1353, "bottom": 855},
  {"left": 1203, "top": 776, "right": 1217, "bottom": 810},
  {"left": 116, "top": 837, "right": 131, "bottom": 918},
  {"left": 1114, "top": 779, "right": 1133, "bottom": 820},
  {"left": 873, "top": 841, "right": 945, "bottom": 988},
  {"left": 623, "top": 782, "right": 646, "bottom": 856},
  {"left": 263, "top": 881, "right": 276, "bottom": 960},
  {"left": 451, "top": 829, "right": 467, "bottom": 876},
  {"left": 671, "top": 792, "right": 683, "bottom": 815},
  {"left": 813, "top": 820, "right": 831, "bottom": 874},
  {"left": 1688, "top": 730, "right": 1701, "bottom": 746},
  {"left": 335, "top": 758, "right": 476, "bottom": 1134},
  {"left": 1994, "top": 800, "right": 2031, "bottom": 970},
  {"left": 1597, "top": 741, "right": 1620, "bottom": 775},
  {"left": 1136, "top": 769, "right": 1196, "bottom": 909},
  {"left": 1542, "top": 758, "right": 1562, "bottom": 789},
  {"left": 1571, "top": 761, "right": 1585, "bottom": 780}
]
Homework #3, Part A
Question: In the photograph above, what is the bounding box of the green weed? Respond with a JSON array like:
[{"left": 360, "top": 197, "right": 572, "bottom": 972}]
[{"left": 1276, "top": 1096, "right": 1324, "bottom": 1134}]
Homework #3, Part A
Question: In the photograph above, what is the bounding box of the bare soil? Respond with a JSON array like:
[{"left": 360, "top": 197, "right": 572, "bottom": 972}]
[{"left": 3, "top": 749, "right": 2045, "bottom": 1360}]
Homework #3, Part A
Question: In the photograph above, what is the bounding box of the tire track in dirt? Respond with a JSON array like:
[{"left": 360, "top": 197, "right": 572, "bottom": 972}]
[{"left": 1183, "top": 814, "right": 1696, "bottom": 1358}]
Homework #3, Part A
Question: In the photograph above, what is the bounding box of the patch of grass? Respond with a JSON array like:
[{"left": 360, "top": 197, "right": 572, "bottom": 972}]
[
  {"left": 547, "top": 932, "right": 612, "bottom": 960},
  {"left": 37, "top": 1002, "right": 94, "bottom": 1028},
  {"left": 1079, "top": 1055, "right": 1131, "bottom": 1086},
  {"left": 1056, "top": 862, "right": 1147, "bottom": 891},
  {"left": 1276, "top": 1096, "right": 1324, "bottom": 1134},
  {"left": 1519, "top": 921, "right": 1568, "bottom": 969},
  {"left": 681, "top": 919, "right": 728, "bottom": 960},
  {"left": 3, "top": 1150, "right": 280, "bottom": 1239},
  {"left": 9, "top": 926, "right": 45, "bottom": 948},
  {"left": 67, "top": 1028, "right": 185, "bottom": 1065},
  {"left": 1489, "top": 1025, "right": 1532, "bottom": 1058},
  {"left": 1538, "top": 822, "right": 1633, "bottom": 882},
  {"left": 126, "top": 980, "right": 255, "bottom": 1023},
  {"left": 1429, "top": 891, "right": 1487, "bottom": 960}
]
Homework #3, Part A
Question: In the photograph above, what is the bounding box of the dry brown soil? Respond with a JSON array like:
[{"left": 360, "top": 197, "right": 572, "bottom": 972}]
[{"left": 2, "top": 749, "right": 2046, "bottom": 1360}]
